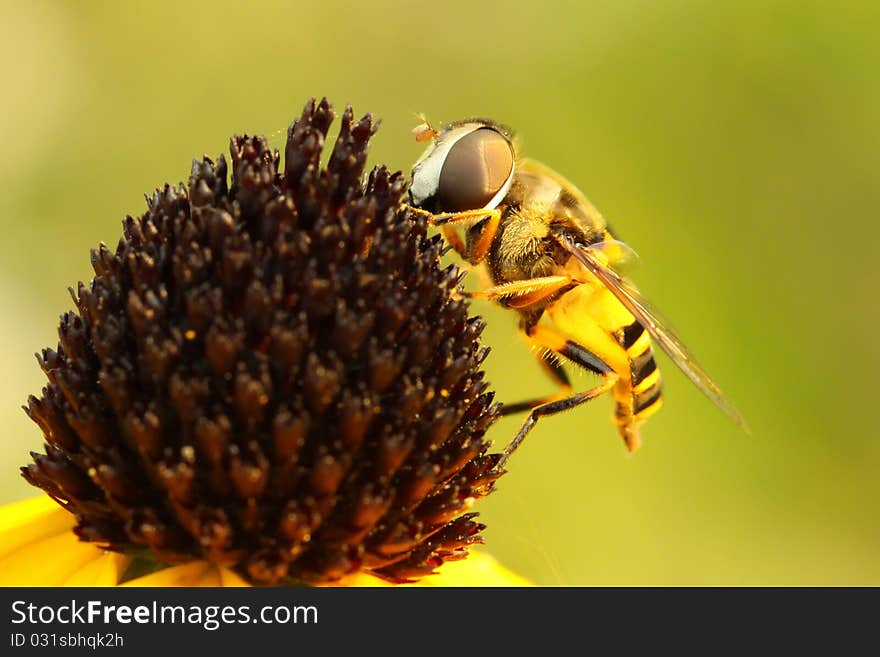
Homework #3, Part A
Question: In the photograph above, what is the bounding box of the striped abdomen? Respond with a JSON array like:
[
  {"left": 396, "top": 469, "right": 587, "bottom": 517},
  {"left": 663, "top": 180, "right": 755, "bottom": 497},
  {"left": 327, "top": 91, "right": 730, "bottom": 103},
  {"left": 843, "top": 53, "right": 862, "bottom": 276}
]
[{"left": 617, "top": 320, "right": 664, "bottom": 425}]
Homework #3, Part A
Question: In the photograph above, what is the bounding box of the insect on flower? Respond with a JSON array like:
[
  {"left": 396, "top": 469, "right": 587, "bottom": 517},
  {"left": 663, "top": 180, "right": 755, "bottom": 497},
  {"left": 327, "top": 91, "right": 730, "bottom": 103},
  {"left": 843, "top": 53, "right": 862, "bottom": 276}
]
[{"left": 408, "top": 117, "right": 748, "bottom": 464}]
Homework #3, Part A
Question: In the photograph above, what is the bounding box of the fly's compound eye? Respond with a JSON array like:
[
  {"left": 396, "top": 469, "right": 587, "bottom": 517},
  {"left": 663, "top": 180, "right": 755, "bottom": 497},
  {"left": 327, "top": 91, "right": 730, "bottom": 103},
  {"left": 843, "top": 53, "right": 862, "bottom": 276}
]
[{"left": 437, "top": 128, "right": 514, "bottom": 212}]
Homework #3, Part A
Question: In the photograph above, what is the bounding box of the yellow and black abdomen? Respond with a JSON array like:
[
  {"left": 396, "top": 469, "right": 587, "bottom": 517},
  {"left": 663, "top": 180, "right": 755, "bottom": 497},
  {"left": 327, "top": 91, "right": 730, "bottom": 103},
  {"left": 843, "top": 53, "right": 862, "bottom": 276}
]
[
  {"left": 616, "top": 321, "right": 664, "bottom": 426},
  {"left": 548, "top": 277, "right": 664, "bottom": 450}
]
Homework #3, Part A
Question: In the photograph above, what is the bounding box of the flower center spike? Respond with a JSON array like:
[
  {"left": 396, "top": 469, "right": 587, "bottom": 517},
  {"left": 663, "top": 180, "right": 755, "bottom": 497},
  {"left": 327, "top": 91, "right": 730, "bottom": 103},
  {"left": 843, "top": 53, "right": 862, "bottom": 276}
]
[{"left": 22, "top": 98, "right": 503, "bottom": 585}]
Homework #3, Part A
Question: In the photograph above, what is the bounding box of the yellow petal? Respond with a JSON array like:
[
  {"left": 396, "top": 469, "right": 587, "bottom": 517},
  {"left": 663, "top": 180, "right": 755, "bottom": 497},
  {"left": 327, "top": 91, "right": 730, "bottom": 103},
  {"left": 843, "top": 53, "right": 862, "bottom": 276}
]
[
  {"left": 123, "top": 561, "right": 227, "bottom": 587},
  {"left": 0, "top": 495, "right": 76, "bottom": 560},
  {"left": 60, "top": 552, "right": 129, "bottom": 586},
  {"left": 0, "top": 497, "right": 529, "bottom": 587},
  {"left": 218, "top": 566, "right": 252, "bottom": 587},
  {"left": 330, "top": 551, "right": 530, "bottom": 587},
  {"left": 0, "top": 528, "right": 113, "bottom": 586},
  {"left": 410, "top": 552, "right": 531, "bottom": 587},
  {"left": 0, "top": 495, "right": 124, "bottom": 586}
]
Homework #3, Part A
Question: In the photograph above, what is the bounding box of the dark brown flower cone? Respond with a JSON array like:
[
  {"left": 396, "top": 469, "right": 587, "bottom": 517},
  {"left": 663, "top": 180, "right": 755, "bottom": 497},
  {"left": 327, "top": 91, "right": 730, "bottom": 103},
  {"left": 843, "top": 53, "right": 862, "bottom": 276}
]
[{"left": 22, "top": 98, "right": 504, "bottom": 584}]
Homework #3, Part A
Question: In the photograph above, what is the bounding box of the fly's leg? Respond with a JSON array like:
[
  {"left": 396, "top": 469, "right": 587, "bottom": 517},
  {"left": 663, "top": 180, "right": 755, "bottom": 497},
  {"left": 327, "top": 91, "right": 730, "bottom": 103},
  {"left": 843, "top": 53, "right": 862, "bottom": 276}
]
[
  {"left": 410, "top": 207, "right": 503, "bottom": 265},
  {"left": 461, "top": 275, "right": 579, "bottom": 413},
  {"left": 498, "top": 324, "right": 618, "bottom": 468},
  {"left": 463, "top": 275, "right": 575, "bottom": 308},
  {"left": 452, "top": 210, "right": 500, "bottom": 265},
  {"left": 499, "top": 375, "right": 617, "bottom": 468},
  {"left": 499, "top": 350, "right": 571, "bottom": 416},
  {"left": 440, "top": 225, "right": 467, "bottom": 259}
]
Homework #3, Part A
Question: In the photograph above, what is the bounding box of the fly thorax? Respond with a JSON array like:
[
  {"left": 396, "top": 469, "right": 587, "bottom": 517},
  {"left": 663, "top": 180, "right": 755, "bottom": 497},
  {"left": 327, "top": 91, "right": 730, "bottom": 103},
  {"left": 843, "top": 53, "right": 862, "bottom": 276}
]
[{"left": 492, "top": 209, "right": 557, "bottom": 281}]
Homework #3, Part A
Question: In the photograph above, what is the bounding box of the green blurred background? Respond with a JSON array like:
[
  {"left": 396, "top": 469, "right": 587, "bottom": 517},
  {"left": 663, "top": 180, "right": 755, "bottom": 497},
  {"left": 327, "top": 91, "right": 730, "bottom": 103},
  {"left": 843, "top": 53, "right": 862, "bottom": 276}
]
[{"left": 2, "top": 0, "right": 877, "bottom": 585}]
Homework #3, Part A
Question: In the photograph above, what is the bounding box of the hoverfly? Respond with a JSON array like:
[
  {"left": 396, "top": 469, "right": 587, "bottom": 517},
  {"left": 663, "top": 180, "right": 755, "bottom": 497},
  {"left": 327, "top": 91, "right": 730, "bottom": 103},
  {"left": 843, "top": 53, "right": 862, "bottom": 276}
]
[{"left": 408, "top": 117, "right": 747, "bottom": 465}]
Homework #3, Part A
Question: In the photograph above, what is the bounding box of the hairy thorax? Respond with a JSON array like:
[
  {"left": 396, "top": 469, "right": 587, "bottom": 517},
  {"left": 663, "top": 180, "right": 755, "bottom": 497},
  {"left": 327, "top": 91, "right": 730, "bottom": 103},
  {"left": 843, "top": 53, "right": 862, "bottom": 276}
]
[{"left": 487, "top": 207, "right": 564, "bottom": 284}]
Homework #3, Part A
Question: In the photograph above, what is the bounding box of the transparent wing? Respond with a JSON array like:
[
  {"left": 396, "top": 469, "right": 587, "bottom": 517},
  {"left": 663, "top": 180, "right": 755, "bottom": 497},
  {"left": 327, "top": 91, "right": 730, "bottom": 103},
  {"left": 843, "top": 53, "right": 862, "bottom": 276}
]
[
  {"left": 516, "top": 159, "right": 608, "bottom": 235},
  {"left": 582, "top": 239, "right": 641, "bottom": 276},
  {"left": 560, "top": 234, "right": 750, "bottom": 434}
]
